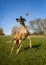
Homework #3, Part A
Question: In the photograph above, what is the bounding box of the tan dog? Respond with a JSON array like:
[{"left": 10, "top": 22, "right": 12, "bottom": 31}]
[{"left": 10, "top": 16, "right": 32, "bottom": 56}]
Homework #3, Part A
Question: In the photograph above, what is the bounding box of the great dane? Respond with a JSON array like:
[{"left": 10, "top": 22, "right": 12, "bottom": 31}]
[{"left": 10, "top": 16, "right": 32, "bottom": 55}]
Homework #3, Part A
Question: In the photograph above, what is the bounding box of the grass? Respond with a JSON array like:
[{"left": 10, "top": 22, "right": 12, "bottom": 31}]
[{"left": 0, "top": 35, "right": 46, "bottom": 65}]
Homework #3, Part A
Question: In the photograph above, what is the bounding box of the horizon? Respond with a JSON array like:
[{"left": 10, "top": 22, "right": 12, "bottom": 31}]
[{"left": 0, "top": 0, "right": 46, "bottom": 35}]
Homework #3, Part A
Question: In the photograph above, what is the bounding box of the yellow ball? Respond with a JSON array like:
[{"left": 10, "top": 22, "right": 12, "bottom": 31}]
[{"left": 26, "top": 12, "right": 29, "bottom": 16}]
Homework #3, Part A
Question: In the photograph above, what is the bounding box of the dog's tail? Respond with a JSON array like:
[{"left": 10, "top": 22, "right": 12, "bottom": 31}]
[
  {"left": 5, "top": 40, "right": 12, "bottom": 43},
  {"left": 5, "top": 38, "right": 16, "bottom": 44}
]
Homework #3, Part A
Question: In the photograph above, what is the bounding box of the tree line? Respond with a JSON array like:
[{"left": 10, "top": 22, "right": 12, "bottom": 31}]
[
  {"left": 0, "top": 17, "right": 46, "bottom": 35},
  {"left": 11, "top": 17, "right": 46, "bottom": 35},
  {"left": 29, "top": 17, "right": 46, "bottom": 34}
]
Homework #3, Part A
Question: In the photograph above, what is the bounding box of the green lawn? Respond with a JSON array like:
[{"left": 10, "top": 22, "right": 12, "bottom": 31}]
[{"left": 0, "top": 36, "right": 46, "bottom": 65}]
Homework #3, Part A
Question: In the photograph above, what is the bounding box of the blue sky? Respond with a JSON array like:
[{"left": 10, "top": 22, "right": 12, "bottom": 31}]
[{"left": 0, "top": 0, "right": 46, "bottom": 35}]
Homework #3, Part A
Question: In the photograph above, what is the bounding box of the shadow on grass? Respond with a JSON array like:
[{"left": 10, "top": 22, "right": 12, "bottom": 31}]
[
  {"left": 32, "top": 44, "right": 42, "bottom": 51},
  {"left": 24, "top": 44, "right": 41, "bottom": 51},
  {"left": 24, "top": 47, "right": 30, "bottom": 51},
  {"left": 32, "top": 44, "right": 41, "bottom": 48}
]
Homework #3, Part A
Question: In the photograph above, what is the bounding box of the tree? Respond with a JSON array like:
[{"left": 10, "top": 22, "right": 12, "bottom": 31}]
[
  {"left": 0, "top": 28, "right": 5, "bottom": 35},
  {"left": 43, "top": 17, "right": 46, "bottom": 34},
  {"left": 11, "top": 26, "right": 19, "bottom": 35},
  {"left": 29, "top": 18, "right": 46, "bottom": 34}
]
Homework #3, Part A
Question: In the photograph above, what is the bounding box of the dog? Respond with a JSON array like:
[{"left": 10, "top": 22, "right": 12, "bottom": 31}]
[{"left": 10, "top": 16, "right": 32, "bottom": 55}]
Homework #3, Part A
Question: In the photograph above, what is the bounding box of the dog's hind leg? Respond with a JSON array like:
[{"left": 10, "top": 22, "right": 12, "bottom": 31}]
[
  {"left": 27, "top": 35, "right": 32, "bottom": 48},
  {"left": 16, "top": 39, "right": 22, "bottom": 54}
]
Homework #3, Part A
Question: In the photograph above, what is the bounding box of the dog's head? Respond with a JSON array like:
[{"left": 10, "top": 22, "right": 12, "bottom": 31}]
[{"left": 16, "top": 16, "right": 26, "bottom": 23}]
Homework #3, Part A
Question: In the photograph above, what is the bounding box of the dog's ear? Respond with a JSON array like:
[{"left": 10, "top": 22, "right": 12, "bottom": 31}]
[
  {"left": 23, "top": 18, "right": 26, "bottom": 22},
  {"left": 16, "top": 18, "right": 18, "bottom": 22}
]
